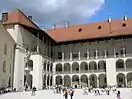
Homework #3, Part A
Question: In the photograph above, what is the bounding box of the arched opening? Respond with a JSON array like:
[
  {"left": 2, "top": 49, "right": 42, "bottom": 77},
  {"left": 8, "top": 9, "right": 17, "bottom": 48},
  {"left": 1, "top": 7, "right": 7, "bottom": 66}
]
[
  {"left": 8, "top": 77, "right": 11, "bottom": 87},
  {"left": 47, "top": 75, "right": 50, "bottom": 86},
  {"left": 47, "top": 62, "right": 50, "bottom": 71},
  {"left": 127, "top": 72, "right": 132, "bottom": 88},
  {"left": 126, "top": 59, "right": 132, "bottom": 70},
  {"left": 50, "top": 63, "right": 53, "bottom": 72},
  {"left": 117, "top": 73, "right": 126, "bottom": 87},
  {"left": 25, "top": 74, "right": 33, "bottom": 89},
  {"left": 64, "top": 63, "right": 71, "bottom": 73},
  {"left": 89, "top": 74, "right": 97, "bottom": 88},
  {"left": 72, "top": 62, "right": 79, "bottom": 73},
  {"left": 27, "top": 60, "right": 33, "bottom": 70},
  {"left": 80, "top": 62, "right": 88, "bottom": 73},
  {"left": 98, "top": 74, "right": 107, "bottom": 88},
  {"left": 56, "top": 76, "right": 62, "bottom": 85},
  {"left": 72, "top": 75, "right": 79, "bottom": 88},
  {"left": 98, "top": 60, "right": 106, "bottom": 72},
  {"left": 116, "top": 59, "right": 125, "bottom": 71},
  {"left": 80, "top": 75, "right": 88, "bottom": 88},
  {"left": 43, "top": 61, "right": 46, "bottom": 71},
  {"left": 64, "top": 75, "right": 71, "bottom": 87},
  {"left": 43, "top": 74, "right": 47, "bottom": 89},
  {"left": 56, "top": 63, "right": 62, "bottom": 73},
  {"left": 89, "top": 61, "right": 97, "bottom": 72},
  {"left": 50, "top": 76, "right": 53, "bottom": 86}
]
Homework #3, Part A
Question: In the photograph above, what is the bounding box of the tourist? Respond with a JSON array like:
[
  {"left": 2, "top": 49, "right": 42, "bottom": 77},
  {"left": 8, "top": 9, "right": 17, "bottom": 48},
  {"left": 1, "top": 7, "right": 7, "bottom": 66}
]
[
  {"left": 117, "top": 91, "right": 121, "bottom": 99},
  {"left": 31, "top": 86, "right": 36, "bottom": 96},
  {"left": 69, "top": 89, "right": 74, "bottom": 99},
  {"left": 63, "top": 89, "right": 68, "bottom": 99}
]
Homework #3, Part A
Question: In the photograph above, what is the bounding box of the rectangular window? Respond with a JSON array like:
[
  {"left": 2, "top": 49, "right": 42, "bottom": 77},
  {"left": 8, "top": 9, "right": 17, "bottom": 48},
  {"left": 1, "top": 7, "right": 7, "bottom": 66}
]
[
  {"left": 3, "top": 61, "right": 6, "bottom": 72},
  {"left": 4, "top": 44, "right": 7, "bottom": 55},
  {"left": 58, "top": 52, "right": 62, "bottom": 59},
  {"left": 72, "top": 53, "right": 78, "bottom": 58}
]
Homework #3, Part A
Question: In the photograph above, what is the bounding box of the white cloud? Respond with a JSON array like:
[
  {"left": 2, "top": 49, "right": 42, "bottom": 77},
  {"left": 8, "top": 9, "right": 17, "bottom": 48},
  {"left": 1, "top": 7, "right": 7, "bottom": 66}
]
[{"left": 0, "top": 0, "right": 105, "bottom": 27}]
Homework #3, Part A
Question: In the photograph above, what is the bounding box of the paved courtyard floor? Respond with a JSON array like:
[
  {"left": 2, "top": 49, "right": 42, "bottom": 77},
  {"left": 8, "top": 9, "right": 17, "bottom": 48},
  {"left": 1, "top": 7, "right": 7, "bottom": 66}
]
[{"left": 0, "top": 88, "right": 132, "bottom": 99}]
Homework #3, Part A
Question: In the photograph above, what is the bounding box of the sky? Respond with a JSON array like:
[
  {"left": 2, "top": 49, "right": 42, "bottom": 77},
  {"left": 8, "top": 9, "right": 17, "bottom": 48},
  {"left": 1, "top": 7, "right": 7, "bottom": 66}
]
[{"left": 0, "top": 0, "right": 131, "bottom": 29}]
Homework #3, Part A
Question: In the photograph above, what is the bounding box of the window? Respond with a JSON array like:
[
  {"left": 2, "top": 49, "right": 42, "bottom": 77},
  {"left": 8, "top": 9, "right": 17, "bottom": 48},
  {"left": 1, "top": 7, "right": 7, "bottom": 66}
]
[
  {"left": 93, "top": 52, "right": 96, "bottom": 57},
  {"left": 3, "top": 61, "right": 6, "bottom": 72},
  {"left": 72, "top": 53, "right": 78, "bottom": 58},
  {"left": 98, "top": 25, "right": 102, "bottom": 29},
  {"left": 78, "top": 28, "right": 82, "bottom": 32},
  {"left": 119, "top": 77, "right": 123, "bottom": 82},
  {"left": 84, "top": 53, "right": 87, "bottom": 58},
  {"left": 122, "top": 23, "right": 126, "bottom": 27},
  {"left": 4, "top": 44, "right": 7, "bottom": 55},
  {"left": 58, "top": 52, "right": 62, "bottom": 59}
]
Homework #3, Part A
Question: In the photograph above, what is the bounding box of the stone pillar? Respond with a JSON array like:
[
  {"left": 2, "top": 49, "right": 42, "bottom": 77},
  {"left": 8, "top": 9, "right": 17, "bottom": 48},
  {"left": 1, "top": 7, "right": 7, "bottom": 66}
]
[
  {"left": 96, "top": 48, "right": 98, "bottom": 59},
  {"left": 49, "top": 76, "right": 51, "bottom": 87},
  {"left": 78, "top": 51, "right": 80, "bottom": 60},
  {"left": 123, "top": 48, "right": 126, "bottom": 57},
  {"left": 62, "top": 52, "right": 64, "bottom": 61},
  {"left": 52, "top": 76, "right": 56, "bottom": 87},
  {"left": 79, "top": 78, "right": 81, "bottom": 88},
  {"left": 97, "top": 78, "right": 99, "bottom": 88},
  {"left": 62, "top": 78, "right": 64, "bottom": 86},
  {"left": 125, "top": 77, "right": 127, "bottom": 87},
  {"left": 104, "top": 49, "right": 107, "bottom": 58},
  {"left": 87, "top": 49, "right": 89, "bottom": 60},
  {"left": 114, "top": 49, "right": 116, "bottom": 57},
  {"left": 88, "top": 79, "right": 90, "bottom": 87},
  {"left": 71, "top": 64, "right": 72, "bottom": 73},
  {"left": 70, "top": 52, "right": 72, "bottom": 61}
]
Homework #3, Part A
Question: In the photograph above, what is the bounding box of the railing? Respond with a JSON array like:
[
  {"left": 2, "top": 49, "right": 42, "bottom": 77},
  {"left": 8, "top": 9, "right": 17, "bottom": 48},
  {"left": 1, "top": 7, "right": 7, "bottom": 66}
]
[
  {"left": 54, "top": 54, "right": 132, "bottom": 62},
  {"left": 116, "top": 68, "right": 125, "bottom": 72}
]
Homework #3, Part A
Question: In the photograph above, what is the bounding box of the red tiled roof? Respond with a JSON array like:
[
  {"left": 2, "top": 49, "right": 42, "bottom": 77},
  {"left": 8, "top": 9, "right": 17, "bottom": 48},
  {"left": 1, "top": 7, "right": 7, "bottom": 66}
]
[
  {"left": 3, "top": 9, "right": 39, "bottom": 29},
  {"left": 48, "top": 18, "right": 132, "bottom": 42}
]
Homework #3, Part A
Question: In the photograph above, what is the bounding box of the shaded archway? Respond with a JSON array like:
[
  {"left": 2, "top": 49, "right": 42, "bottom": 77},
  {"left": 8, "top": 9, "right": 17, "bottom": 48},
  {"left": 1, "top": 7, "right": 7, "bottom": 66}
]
[
  {"left": 56, "top": 76, "right": 62, "bottom": 85},
  {"left": 43, "top": 74, "right": 47, "bottom": 89},
  {"left": 72, "top": 75, "right": 79, "bottom": 88},
  {"left": 116, "top": 59, "right": 124, "bottom": 71},
  {"left": 80, "top": 75, "right": 88, "bottom": 88},
  {"left": 72, "top": 62, "right": 79, "bottom": 73},
  {"left": 89, "top": 74, "right": 97, "bottom": 88},
  {"left": 98, "top": 74, "right": 107, "bottom": 88},
  {"left": 47, "top": 62, "right": 50, "bottom": 71},
  {"left": 89, "top": 61, "right": 97, "bottom": 72},
  {"left": 127, "top": 72, "right": 132, "bottom": 88},
  {"left": 126, "top": 59, "right": 132, "bottom": 70},
  {"left": 117, "top": 73, "right": 126, "bottom": 87},
  {"left": 50, "top": 75, "right": 53, "bottom": 86},
  {"left": 47, "top": 75, "right": 50, "bottom": 86},
  {"left": 64, "top": 63, "right": 71, "bottom": 73},
  {"left": 26, "top": 74, "right": 33, "bottom": 89},
  {"left": 27, "top": 60, "right": 33, "bottom": 70},
  {"left": 64, "top": 75, "right": 71, "bottom": 87},
  {"left": 80, "top": 62, "right": 88, "bottom": 73},
  {"left": 98, "top": 60, "right": 106, "bottom": 72},
  {"left": 56, "top": 63, "right": 62, "bottom": 73}
]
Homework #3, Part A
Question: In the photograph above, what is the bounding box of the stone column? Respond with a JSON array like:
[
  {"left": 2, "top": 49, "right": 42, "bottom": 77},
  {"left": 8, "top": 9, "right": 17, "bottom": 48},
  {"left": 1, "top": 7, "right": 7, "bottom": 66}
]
[
  {"left": 70, "top": 52, "right": 72, "bottom": 61},
  {"left": 104, "top": 49, "right": 107, "bottom": 58},
  {"left": 123, "top": 48, "right": 126, "bottom": 57},
  {"left": 125, "top": 77, "right": 127, "bottom": 87},
  {"left": 87, "top": 49, "right": 89, "bottom": 60},
  {"left": 114, "top": 49, "right": 116, "bottom": 57},
  {"left": 96, "top": 48, "right": 98, "bottom": 59},
  {"left": 88, "top": 79, "right": 90, "bottom": 87},
  {"left": 78, "top": 51, "right": 80, "bottom": 60},
  {"left": 79, "top": 78, "right": 81, "bottom": 88},
  {"left": 97, "top": 78, "right": 99, "bottom": 88},
  {"left": 62, "top": 52, "right": 64, "bottom": 61}
]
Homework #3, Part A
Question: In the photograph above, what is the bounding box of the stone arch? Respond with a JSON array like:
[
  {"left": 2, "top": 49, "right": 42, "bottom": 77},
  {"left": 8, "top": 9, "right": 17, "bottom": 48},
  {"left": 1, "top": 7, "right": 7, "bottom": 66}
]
[
  {"left": 72, "top": 75, "right": 79, "bottom": 88},
  {"left": 72, "top": 62, "right": 79, "bottom": 73},
  {"left": 98, "top": 60, "right": 106, "bottom": 71},
  {"left": 56, "top": 76, "right": 62, "bottom": 85},
  {"left": 64, "top": 75, "right": 71, "bottom": 87},
  {"left": 127, "top": 72, "right": 132, "bottom": 88},
  {"left": 126, "top": 59, "right": 132, "bottom": 70},
  {"left": 56, "top": 63, "right": 62, "bottom": 73},
  {"left": 98, "top": 74, "right": 107, "bottom": 88},
  {"left": 64, "top": 63, "right": 71, "bottom": 73},
  {"left": 89, "top": 61, "right": 97, "bottom": 72},
  {"left": 89, "top": 74, "right": 97, "bottom": 88},
  {"left": 116, "top": 59, "right": 125, "bottom": 70},
  {"left": 80, "top": 75, "right": 88, "bottom": 88},
  {"left": 27, "top": 60, "right": 33, "bottom": 70},
  {"left": 80, "top": 62, "right": 88, "bottom": 72},
  {"left": 117, "top": 73, "right": 126, "bottom": 87}
]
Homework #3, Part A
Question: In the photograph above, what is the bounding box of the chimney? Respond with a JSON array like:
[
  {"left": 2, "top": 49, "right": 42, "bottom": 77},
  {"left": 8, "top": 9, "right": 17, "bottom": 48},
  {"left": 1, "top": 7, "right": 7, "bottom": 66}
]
[
  {"left": 64, "top": 21, "right": 69, "bottom": 28},
  {"left": 123, "top": 13, "right": 127, "bottom": 21},
  {"left": 52, "top": 24, "right": 56, "bottom": 30},
  {"left": 108, "top": 16, "right": 111, "bottom": 23},
  {"left": 2, "top": 12, "right": 8, "bottom": 22},
  {"left": 28, "top": 16, "right": 32, "bottom": 20}
]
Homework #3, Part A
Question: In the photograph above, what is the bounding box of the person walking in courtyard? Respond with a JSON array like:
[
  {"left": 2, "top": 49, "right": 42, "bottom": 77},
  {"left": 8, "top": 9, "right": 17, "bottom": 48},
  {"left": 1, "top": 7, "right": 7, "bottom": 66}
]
[
  {"left": 117, "top": 91, "right": 121, "bottom": 99},
  {"left": 31, "top": 86, "right": 36, "bottom": 96},
  {"left": 63, "top": 89, "right": 68, "bottom": 99},
  {"left": 69, "top": 89, "right": 74, "bottom": 99}
]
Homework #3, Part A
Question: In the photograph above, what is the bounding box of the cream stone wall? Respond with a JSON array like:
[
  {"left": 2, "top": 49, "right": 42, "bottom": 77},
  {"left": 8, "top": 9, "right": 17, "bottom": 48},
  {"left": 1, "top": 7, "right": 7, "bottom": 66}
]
[{"left": 0, "top": 23, "right": 15, "bottom": 88}]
